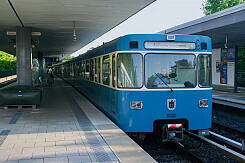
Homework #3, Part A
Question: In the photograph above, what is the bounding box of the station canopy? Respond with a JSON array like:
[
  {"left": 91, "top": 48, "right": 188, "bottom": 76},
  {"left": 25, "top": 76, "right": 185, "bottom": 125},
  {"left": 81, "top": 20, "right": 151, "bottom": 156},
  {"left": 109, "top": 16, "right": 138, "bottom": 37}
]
[
  {"left": 160, "top": 3, "right": 245, "bottom": 49},
  {"left": 0, "top": 0, "right": 154, "bottom": 57}
]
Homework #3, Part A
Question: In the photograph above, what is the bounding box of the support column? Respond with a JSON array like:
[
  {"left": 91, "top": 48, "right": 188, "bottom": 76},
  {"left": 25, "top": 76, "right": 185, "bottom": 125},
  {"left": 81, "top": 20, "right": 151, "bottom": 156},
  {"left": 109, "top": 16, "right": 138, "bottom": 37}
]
[{"left": 16, "top": 27, "right": 32, "bottom": 86}]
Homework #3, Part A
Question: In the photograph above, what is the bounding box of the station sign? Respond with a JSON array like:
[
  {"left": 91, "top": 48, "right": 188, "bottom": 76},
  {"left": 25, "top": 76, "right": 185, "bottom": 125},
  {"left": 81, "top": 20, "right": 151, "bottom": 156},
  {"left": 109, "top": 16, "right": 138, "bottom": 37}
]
[{"left": 144, "top": 41, "right": 196, "bottom": 50}]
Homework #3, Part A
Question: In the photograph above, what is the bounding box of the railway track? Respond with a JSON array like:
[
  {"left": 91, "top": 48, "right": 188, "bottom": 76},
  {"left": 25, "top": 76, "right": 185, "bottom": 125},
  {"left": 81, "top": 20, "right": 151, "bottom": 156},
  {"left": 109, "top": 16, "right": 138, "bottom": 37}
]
[
  {"left": 174, "top": 141, "right": 206, "bottom": 162},
  {"left": 131, "top": 130, "right": 245, "bottom": 162},
  {"left": 131, "top": 134, "right": 205, "bottom": 162},
  {"left": 184, "top": 130, "right": 245, "bottom": 162},
  {"left": 211, "top": 122, "right": 245, "bottom": 153}
]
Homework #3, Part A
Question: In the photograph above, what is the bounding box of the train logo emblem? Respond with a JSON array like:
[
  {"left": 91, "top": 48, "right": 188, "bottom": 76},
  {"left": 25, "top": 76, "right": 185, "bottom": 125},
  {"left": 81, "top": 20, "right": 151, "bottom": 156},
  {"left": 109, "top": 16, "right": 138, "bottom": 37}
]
[{"left": 167, "top": 99, "right": 176, "bottom": 111}]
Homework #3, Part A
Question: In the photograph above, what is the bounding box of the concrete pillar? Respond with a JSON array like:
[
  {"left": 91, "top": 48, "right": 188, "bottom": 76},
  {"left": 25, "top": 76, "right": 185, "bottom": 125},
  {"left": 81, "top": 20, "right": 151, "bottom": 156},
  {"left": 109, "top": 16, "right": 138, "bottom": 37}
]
[{"left": 16, "top": 27, "right": 32, "bottom": 86}]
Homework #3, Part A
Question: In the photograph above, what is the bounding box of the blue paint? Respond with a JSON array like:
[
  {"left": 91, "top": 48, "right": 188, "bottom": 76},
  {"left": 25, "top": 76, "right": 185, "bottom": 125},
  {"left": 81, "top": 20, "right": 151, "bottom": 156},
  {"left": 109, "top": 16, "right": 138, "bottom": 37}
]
[{"left": 65, "top": 78, "right": 212, "bottom": 132}]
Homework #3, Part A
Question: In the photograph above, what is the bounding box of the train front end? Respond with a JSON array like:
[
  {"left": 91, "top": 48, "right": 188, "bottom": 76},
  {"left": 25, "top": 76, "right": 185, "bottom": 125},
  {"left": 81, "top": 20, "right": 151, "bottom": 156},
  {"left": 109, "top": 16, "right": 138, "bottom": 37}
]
[{"left": 115, "top": 34, "right": 212, "bottom": 142}]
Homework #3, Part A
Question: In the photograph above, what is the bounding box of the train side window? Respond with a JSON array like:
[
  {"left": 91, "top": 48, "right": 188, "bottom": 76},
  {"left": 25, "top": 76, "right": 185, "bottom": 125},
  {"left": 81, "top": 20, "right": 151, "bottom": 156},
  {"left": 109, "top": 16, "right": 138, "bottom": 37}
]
[
  {"left": 98, "top": 57, "right": 101, "bottom": 83},
  {"left": 198, "top": 54, "right": 211, "bottom": 87},
  {"left": 83, "top": 60, "right": 86, "bottom": 79},
  {"left": 75, "top": 62, "right": 79, "bottom": 77},
  {"left": 85, "top": 60, "right": 90, "bottom": 80},
  {"left": 102, "top": 55, "right": 110, "bottom": 85},
  {"left": 78, "top": 62, "right": 81, "bottom": 77},
  {"left": 71, "top": 63, "right": 73, "bottom": 77},
  {"left": 112, "top": 54, "right": 116, "bottom": 87},
  {"left": 81, "top": 60, "right": 84, "bottom": 78},
  {"left": 117, "top": 53, "right": 143, "bottom": 88},
  {"left": 90, "top": 59, "right": 94, "bottom": 81},
  {"left": 94, "top": 58, "right": 98, "bottom": 82},
  {"left": 81, "top": 61, "right": 84, "bottom": 78}
]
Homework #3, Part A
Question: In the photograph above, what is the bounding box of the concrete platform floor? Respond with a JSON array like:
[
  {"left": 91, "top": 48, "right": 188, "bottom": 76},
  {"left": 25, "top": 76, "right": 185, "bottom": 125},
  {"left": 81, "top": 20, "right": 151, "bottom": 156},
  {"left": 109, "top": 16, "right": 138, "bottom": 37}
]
[
  {"left": 0, "top": 78, "right": 156, "bottom": 163},
  {"left": 212, "top": 89, "right": 245, "bottom": 109}
]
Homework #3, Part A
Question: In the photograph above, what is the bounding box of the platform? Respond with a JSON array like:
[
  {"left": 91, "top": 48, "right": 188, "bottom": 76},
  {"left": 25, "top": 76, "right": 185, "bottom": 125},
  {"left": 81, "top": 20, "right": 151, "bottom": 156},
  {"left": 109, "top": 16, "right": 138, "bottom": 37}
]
[
  {"left": 0, "top": 78, "right": 156, "bottom": 163},
  {"left": 212, "top": 89, "right": 245, "bottom": 109}
]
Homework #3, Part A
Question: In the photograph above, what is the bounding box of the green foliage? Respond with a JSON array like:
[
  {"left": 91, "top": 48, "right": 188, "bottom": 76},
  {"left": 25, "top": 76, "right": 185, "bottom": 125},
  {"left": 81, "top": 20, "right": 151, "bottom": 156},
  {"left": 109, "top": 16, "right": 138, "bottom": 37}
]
[
  {"left": 238, "top": 47, "right": 245, "bottom": 72},
  {"left": 202, "top": 0, "right": 245, "bottom": 15},
  {"left": 0, "top": 51, "right": 16, "bottom": 72},
  {"left": 63, "top": 56, "right": 73, "bottom": 61}
]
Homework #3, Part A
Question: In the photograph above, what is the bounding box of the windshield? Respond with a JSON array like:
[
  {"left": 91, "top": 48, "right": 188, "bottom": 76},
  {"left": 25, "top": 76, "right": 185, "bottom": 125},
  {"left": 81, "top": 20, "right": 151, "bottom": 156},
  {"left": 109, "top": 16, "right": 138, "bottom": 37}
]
[
  {"left": 198, "top": 54, "right": 211, "bottom": 87},
  {"left": 145, "top": 53, "right": 196, "bottom": 88}
]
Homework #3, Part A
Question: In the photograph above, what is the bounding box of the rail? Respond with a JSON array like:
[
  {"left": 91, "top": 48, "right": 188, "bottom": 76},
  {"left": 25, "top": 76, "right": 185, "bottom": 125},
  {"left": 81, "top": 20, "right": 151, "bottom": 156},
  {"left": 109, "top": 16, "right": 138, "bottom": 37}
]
[
  {"left": 184, "top": 130, "right": 245, "bottom": 162},
  {"left": 209, "top": 131, "right": 244, "bottom": 152}
]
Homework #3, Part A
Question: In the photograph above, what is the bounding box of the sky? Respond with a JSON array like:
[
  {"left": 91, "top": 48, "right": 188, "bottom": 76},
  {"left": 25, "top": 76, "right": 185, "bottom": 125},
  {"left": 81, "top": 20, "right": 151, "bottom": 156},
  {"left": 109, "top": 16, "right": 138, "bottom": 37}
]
[{"left": 71, "top": 0, "right": 205, "bottom": 57}]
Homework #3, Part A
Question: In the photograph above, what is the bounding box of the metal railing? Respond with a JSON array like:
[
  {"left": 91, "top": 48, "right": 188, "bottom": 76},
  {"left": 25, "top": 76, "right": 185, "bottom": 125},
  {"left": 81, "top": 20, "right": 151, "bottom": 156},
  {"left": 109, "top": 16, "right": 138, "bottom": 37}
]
[{"left": 0, "top": 70, "right": 16, "bottom": 78}]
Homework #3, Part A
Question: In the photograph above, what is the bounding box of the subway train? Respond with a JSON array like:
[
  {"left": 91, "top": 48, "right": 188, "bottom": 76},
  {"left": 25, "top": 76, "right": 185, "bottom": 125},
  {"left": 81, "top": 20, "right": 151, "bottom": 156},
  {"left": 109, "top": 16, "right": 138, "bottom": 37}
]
[{"left": 55, "top": 34, "right": 212, "bottom": 142}]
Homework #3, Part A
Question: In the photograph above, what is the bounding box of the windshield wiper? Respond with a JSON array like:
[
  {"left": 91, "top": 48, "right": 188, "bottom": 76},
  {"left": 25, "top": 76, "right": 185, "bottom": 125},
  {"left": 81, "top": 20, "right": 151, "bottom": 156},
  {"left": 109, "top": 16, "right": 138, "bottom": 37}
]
[{"left": 155, "top": 73, "right": 173, "bottom": 92}]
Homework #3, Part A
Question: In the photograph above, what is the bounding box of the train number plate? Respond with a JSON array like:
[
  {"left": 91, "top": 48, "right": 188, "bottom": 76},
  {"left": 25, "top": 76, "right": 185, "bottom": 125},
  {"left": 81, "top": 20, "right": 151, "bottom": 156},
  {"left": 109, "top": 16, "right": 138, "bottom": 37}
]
[{"left": 167, "top": 99, "right": 176, "bottom": 111}]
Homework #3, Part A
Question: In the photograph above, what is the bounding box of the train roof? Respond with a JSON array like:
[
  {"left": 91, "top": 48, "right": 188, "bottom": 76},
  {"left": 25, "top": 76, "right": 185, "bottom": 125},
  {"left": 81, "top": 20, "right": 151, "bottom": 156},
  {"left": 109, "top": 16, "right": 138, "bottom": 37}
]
[{"left": 66, "top": 34, "right": 212, "bottom": 63}]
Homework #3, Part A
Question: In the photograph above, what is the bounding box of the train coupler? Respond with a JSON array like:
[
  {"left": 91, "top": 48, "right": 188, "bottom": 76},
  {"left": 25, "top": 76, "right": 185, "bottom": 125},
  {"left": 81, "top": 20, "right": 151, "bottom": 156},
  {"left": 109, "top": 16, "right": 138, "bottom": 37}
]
[{"left": 162, "top": 124, "right": 184, "bottom": 142}]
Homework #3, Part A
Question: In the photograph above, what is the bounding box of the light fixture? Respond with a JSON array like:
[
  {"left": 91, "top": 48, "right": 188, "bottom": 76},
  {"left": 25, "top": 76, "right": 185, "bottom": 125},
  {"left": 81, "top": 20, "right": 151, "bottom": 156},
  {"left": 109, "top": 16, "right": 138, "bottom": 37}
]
[
  {"left": 199, "top": 99, "right": 208, "bottom": 108},
  {"left": 73, "top": 21, "right": 76, "bottom": 41},
  {"left": 130, "top": 101, "right": 143, "bottom": 109},
  {"left": 224, "top": 34, "right": 228, "bottom": 48}
]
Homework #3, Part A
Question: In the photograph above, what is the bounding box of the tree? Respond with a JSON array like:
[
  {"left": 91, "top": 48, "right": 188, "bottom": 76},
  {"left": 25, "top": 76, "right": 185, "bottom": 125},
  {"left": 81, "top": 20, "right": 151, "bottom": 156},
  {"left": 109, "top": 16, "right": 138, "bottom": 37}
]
[
  {"left": 63, "top": 56, "right": 73, "bottom": 61},
  {"left": 202, "top": 0, "right": 245, "bottom": 15},
  {"left": 0, "top": 51, "right": 16, "bottom": 72}
]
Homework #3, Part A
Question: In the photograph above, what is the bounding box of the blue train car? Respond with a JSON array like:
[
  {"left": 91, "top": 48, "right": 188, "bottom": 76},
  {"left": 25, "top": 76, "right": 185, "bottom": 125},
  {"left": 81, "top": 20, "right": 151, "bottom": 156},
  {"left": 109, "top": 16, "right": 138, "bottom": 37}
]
[{"left": 56, "top": 34, "right": 212, "bottom": 141}]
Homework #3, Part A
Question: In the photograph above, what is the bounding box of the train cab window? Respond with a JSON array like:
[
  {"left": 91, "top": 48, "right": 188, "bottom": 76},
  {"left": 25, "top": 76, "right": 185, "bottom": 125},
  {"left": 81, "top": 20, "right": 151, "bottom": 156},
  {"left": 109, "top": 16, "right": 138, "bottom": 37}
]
[
  {"left": 85, "top": 60, "right": 90, "bottom": 80},
  {"left": 95, "top": 58, "right": 98, "bottom": 82},
  {"left": 90, "top": 59, "right": 94, "bottom": 81},
  {"left": 117, "top": 53, "right": 143, "bottom": 88},
  {"left": 102, "top": 55, "right": 110, "bottom": 85},
  {"left": 98, "top": 57, "right": 101, "bottom": 83},
  {"left": 112, "top": 54, "right": 116, "bottom": 87},
  {"left": 198, "top": 54, "right": 211, "bottom": 87},
  {"left": 145, "top": 54, "right": 196, "bottom": 88}
]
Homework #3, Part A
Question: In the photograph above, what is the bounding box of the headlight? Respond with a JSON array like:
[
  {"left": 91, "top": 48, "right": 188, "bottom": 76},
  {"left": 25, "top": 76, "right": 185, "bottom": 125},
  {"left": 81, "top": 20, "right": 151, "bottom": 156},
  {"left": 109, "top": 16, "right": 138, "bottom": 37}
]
[
  {"left": 199, "top": 99, "right": 208, "bottom": 108},
  {"left": 130, "top": 101, "right": 143, "bottom": 109}
]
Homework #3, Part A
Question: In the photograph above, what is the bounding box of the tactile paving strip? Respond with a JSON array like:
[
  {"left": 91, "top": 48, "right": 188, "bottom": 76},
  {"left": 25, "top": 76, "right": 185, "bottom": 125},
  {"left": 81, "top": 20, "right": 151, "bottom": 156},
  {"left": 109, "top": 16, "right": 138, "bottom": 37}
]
[
  {"left": 68, "top": 95, "right": 119, "bottom": 162},
  {"left": 0, "top": 130, "right": 10, "bottom": 146},
  {"left": 9, "top": 110, "right": 23, "bottom": 124}
]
